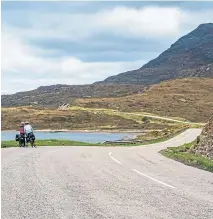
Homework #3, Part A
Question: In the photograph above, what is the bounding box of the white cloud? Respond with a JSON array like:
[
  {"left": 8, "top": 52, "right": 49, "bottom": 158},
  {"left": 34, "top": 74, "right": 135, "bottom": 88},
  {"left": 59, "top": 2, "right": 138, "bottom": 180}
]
[
  {"left": 180, "top": 9, "right": 213, "bottom": 28},
  {"left": 95, "top": 7, "right": 182, "bottom": 38},
  {"left": 1, "top": 31, "right": 145, "bottom": 94},
  {"left": 97, "top": 6, "right": 213, "bottom": 39},
  {"left": 3, "top": 6, "right": 213, "bottom": 42}
]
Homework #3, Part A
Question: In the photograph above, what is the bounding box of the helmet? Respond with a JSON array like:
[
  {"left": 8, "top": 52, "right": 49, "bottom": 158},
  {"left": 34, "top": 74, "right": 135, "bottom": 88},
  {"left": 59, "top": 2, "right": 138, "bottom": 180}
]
[
  {"left": 25, "top": 121, "right": 29, "bottom": 125},
  {"left": 20, "top": 122, "right": 25, "bottom": 127}
]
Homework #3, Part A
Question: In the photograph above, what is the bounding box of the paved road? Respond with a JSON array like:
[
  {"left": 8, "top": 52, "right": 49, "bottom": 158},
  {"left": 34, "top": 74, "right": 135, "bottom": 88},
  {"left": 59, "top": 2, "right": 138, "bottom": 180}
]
[{"left": 2, "top": 128, "right": 213, "bottom": 219}]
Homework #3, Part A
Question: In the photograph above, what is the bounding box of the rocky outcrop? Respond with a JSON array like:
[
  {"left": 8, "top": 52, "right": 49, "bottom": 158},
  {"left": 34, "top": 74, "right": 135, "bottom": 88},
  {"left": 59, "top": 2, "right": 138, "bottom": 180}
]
[
  {"left": 179, "top": 64, "right": 213, "bottom": 78},
  {"left": 190, "top": 117, "right": 213, "bottom": 159},
  {"left": 200, "top": 117, "right": 213, "bottom": 136}
]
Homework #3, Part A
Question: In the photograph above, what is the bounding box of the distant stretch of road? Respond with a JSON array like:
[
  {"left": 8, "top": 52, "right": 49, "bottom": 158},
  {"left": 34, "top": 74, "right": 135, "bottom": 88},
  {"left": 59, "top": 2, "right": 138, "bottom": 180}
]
[
  {"left": 2, "top": 128, "right": 213, "bottom": 219},
  {"left": 126, "top": 112, "right": 205, "bottom": 125}
]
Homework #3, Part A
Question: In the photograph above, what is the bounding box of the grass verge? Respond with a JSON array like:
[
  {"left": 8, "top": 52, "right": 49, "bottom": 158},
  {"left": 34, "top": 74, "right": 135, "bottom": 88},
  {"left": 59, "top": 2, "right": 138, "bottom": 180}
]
[
  {"left": 1, "top": 139, "right": 144, "bottom": 147},
  {"left": 1, "top": 139, "right": 102, "bottom": 148},
  {"left": 160, "top": 142, "right": 213, "bottom": 173}
]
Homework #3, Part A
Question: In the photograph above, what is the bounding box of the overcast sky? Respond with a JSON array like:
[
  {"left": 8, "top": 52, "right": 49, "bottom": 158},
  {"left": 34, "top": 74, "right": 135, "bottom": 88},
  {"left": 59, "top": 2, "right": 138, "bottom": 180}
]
[{"left": 2, "top": 1, "right": 213, "bottom": 94}]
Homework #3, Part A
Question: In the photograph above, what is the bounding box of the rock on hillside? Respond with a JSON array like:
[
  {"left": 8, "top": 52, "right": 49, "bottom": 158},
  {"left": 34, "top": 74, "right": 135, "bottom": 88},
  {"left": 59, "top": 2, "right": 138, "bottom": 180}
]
[
  {"left": 102, "top": 23, "right": 213, "bottom": 84},
  {"left": 179, "top": 63, "right": 213, "bottom": 78},
  {"left": 191, "top": 117, "right": 213, "bottom": 159},
  {"left": 201, "top": 117, "right": 213, "bottom": 136}
]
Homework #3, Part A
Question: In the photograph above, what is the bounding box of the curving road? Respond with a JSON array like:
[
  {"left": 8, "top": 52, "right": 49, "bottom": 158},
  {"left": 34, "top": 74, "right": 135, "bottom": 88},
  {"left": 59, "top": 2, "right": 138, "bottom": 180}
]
[{"left": 1, "top": 128, "right": 213, "bottom": 219}]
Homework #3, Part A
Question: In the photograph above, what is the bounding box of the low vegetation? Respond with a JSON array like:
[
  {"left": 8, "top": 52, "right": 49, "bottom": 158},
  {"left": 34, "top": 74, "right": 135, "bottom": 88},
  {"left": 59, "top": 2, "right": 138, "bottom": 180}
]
[
  {"left": 74, "top": 78, "right": 213, "bottom": 123},
  {"left": 161, "top": 142, "right": 213, "bottom": 173}
]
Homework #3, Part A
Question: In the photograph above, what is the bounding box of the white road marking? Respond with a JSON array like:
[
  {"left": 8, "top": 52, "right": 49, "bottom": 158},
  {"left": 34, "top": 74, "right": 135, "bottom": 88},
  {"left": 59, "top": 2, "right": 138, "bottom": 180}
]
[
  {"left": 109, "top": 152, "right": 122, "bottom": 165},
  {"left": 132, "top": 169, "right": 176, "bottom": 189}
]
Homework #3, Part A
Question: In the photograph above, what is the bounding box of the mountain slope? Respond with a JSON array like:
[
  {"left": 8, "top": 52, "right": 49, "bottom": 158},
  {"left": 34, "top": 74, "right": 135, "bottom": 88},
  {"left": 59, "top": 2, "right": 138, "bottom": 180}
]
[
  {"left": 102, "top": 23, "right": 213, "bottom": 84},
  {"left": 1, "top": 84, "right": 147, "bottom": 107}
]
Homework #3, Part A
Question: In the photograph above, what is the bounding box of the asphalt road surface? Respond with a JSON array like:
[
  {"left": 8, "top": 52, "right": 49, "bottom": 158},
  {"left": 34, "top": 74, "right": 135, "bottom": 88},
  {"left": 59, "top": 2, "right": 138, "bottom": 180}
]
[{"left": 2, "top": 128, "right": 213, "bottom": 219}]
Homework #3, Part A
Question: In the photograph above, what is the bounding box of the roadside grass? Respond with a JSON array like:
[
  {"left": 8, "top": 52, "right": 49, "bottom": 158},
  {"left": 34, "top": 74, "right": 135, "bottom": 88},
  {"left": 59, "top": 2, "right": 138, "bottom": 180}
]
[
  {"left": 1, "top": 139, "right": 102, "bottom": 148},
  {"left": 160, "top": 142, "right": 213, "bottom": 173}
]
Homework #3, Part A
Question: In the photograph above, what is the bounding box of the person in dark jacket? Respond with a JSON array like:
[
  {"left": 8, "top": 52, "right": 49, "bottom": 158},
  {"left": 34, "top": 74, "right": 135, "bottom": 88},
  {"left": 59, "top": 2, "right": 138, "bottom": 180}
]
[{"left": 19, "top": 122, "right": 25, "bottom": 147}]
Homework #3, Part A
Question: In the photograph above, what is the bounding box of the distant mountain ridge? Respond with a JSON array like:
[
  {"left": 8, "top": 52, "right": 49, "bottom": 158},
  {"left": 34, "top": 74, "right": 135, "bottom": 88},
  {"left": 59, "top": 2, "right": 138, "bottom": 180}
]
[{"left": 102, "top": 23, "right": 213, "bottom": 84}]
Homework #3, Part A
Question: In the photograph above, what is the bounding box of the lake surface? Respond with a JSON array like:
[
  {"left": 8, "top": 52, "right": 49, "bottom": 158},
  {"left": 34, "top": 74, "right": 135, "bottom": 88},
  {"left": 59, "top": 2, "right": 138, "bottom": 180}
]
[{"left": 1, "top": 131, "right": 136, "bottom": 143}]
